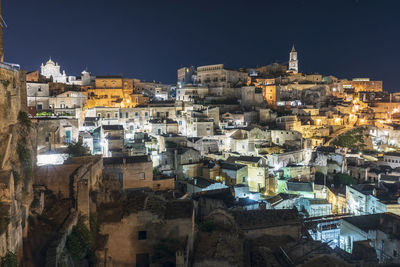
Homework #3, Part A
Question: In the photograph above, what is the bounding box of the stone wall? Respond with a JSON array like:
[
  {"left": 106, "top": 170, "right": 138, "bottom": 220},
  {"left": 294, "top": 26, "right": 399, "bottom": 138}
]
[
  {"left": 0, "top": 64, "right": 26, "bottom": 136},
  {"left": 45, "top": 211, "right": 78, "bottom": 267}
]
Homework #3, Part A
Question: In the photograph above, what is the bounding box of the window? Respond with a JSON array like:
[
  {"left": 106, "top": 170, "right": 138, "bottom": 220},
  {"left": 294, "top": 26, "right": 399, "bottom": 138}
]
[
  {"left": 37, "top": 104, "right": 43, "bottom": 110},
  {"left": 126, "top": 112, "right": 129, "bottom": 118},
  {"left": 179, "top": 121, "right": 182, "bottom": 125},
  {"left": 242, "top": 177, "right": 246, "bottom": 183},
  {"left": 119, "top": 112, "right": 122, "bottom": 118},
  {"left": 135, "top": 112, "right": 139, "bottom": 117},
  {"left": 138, "top": 231, "right": 147, "bottom": 240},
  {"left": 145, "top": 112, "right": 148, "bottom": 117},
  {"left": 97, "top": 113, "right": 101, "bottom": 118},
  {"left": 140, "top": 172, "right": 145, "bottom": 180},
  {"left": 114, "top": 113, "right": 118, "bottom": 118},
  {"left": 157, "top": 112, "right": 160, "bottom": 118},
  {"left": 166, "top": 112, "right": 169, "bottom": 117}
]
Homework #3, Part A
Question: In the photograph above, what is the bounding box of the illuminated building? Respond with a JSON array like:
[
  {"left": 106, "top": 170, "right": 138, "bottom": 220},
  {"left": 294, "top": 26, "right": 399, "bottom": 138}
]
[
  {"left": 87, "top": 76, "right": 148, "bottom": 108},
  {"left": 196, "top": 64, "right": 248, "bottom": 87},
  {"left": 341, "top": 78, "right": 383, "bottom": 93},
  {"left": 288, "top": 44, "right": 298, "bottom": 73},
  {"left": 249, "top": 78, "right": 278, "bottom": 107}
]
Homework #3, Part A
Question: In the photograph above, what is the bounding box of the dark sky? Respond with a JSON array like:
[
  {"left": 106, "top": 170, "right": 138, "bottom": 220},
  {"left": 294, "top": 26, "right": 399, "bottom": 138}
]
[{"left": 3, "top": 0, "right": 400, "bottom": 90}]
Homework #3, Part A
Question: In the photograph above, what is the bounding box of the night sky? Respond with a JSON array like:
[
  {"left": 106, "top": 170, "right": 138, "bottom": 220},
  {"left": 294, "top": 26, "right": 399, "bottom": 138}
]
[{"left": 3, "top": 0, "right": 400, "bottom": 90}]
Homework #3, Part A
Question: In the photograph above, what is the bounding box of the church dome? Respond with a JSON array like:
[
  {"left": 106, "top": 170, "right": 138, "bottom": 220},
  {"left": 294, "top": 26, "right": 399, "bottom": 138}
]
[{"left": 46, "top": 58, "right": 55, "bottom": 66}]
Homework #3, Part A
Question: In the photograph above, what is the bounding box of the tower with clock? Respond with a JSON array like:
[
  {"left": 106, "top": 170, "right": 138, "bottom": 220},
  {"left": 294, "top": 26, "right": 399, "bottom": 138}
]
[{"left": 289, "top": 44, "right": 298, "bottom": 73}]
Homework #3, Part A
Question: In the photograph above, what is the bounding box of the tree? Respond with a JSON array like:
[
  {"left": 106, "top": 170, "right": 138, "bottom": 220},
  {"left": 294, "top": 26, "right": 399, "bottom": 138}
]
[
  {"left": 332, "top": 127, "right": 367, "bottom": 172},
  {"left": 332, "top": 127, "right": 367, "bottom": 151},
  {"left": 66, "top": 139, "right": 89, "bottom": 158}
]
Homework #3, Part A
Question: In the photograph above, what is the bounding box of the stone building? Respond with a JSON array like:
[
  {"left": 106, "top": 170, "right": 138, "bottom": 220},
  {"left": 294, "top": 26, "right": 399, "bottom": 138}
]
[
  {"left": 196, "top": 64, "right": 248, "bottom": 88},
  {"left": 103, "top": 155, "right": 173, "bottom": 191},
  {"left": 26, "top": 82, "right": 50, "bottom": 112},
  {"left": 340, "top": 78, "right": 383, "bottom": 93},
  {"left": 87, "top": 76, "right": 148, "bottom": 108},
  {"left": 33, "top": 156, "right": 103, "bottom": 223},
  {"left": 97, "top": 192, "right": 194, "bottom": 267}
]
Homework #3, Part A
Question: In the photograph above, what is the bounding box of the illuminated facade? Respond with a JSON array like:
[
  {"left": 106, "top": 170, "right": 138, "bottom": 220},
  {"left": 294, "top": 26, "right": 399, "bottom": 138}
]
[
  {"left": 87, "top": 76, "right": 148, "bottom": 108},
  {"left": 249, "top": 78, "right": 278, "bottom": 107},
  {"left": 288, "top": 44, "right": 298, "bottom": 73},
  {"left": 341, "top": 78, "right": 383, "bottom": 93}
]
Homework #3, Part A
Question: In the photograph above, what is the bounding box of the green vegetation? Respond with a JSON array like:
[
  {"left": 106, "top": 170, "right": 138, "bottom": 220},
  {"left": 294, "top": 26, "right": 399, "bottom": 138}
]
[
  {"left": 36, "top": 111, "right": 52, "bottom": 117},
  {"left": 17, "top": 111, "right": 31, "bottom": 130},
  {"left": 0, "top": 80, "right": 10, "bottom": 89},
  {"left": 153, "top": 168, "right": 161, "bottom": 176},
  {"left": 66, "top": 139, "right": 89, "bottom": 158},
  {"left": 66, "top": 215, "right": 91, "bottom": 260},
  {"left": 17, "top": 143, "right": 32, "bottom": 178},
  {"left": 332, "top": 127, "right": 367, "bottom": 151},
  {"left": 0, "top": 251, "right": 17, "bottom": 267},
  {"left": 57, "top": 112, "right": 73, "bottom": 116},
  {"left": 12, "top": 171, "right": 20, "bottom": 187},
  {"left": 66, "top": 214, "right": 98, "bottom": 263},
  {"left": 198, "top": 220, "right": 215, "bottom": 232},
  {"left": 152, "top": 238, "right": 183, "bottom": 266},
  {"left": 333, "top": 173, "right": 355, "bottom": 186}
]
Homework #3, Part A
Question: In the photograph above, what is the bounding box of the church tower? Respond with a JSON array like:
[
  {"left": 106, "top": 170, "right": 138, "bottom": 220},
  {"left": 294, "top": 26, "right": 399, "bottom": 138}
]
[{"left": 289, "top": 44, "right": 298, "bottom": 73}]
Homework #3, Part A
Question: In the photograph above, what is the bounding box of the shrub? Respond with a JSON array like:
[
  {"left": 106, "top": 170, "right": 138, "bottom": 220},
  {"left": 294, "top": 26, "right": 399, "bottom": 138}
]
[
  {"left": 17, "top": 111, "right": 31, "bottom": 130},
  {"left": 17, "top": 144, "right": 32, "bottom": 178},
  {"left": 66, "top": 215, "right": 91, "bottom": 260},
  {"left": 66, "top": 139, "right": 89, "bottom": 158},
  {"left": 0, "top": 251, "right": 17, "bottom": 267}
]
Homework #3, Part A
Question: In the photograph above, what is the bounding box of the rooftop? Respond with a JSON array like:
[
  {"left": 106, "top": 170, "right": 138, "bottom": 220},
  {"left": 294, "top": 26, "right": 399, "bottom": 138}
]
[
  {"left": 230, "top": 209, "right": 300, "bottom": 230},
  {"left": 103, "top": 155, "right": 150, "bottom": 165}
]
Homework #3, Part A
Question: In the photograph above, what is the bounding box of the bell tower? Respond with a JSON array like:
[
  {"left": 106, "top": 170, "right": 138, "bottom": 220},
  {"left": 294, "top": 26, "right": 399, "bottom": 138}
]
[{"left": 289, "top": 44, "right": 298, "bottom": 73}]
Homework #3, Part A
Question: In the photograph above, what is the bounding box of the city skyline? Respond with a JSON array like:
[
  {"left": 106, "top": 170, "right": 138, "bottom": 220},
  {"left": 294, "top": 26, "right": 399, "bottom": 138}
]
[{"left": 4, "top": 0, "right": 400, "bottom": 90}]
